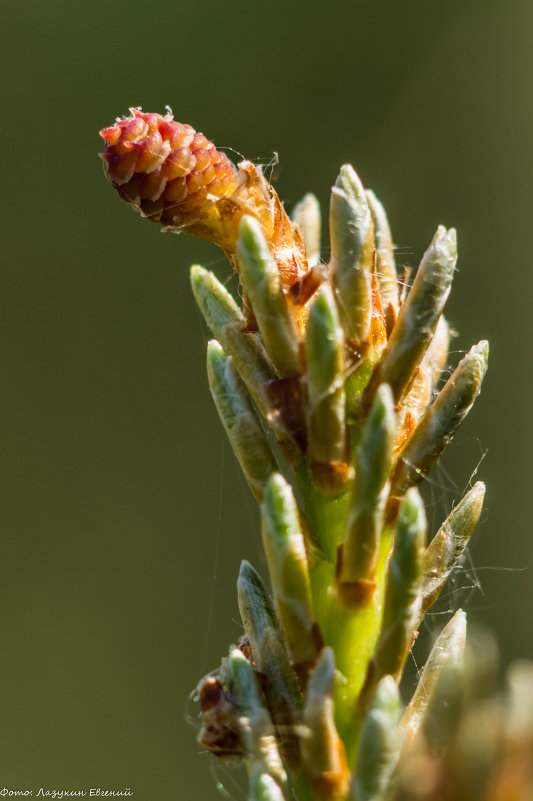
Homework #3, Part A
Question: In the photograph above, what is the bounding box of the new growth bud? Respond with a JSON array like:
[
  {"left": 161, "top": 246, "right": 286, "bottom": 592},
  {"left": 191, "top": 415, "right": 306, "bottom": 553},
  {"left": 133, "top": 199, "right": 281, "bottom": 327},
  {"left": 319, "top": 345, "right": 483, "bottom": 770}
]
[
  {"left": 421, "top": 482, "right": 485, "bottom": 615},
  {"left": 237, "top": 561, "right": 302, "bottom": 767},
  {"left": 206, "top": 340, "right": 277, "bottom": 502},
  {"left": 261, "top": 474, "right": 318, "bottom": 671},
  {"left": 396, "top": 315, "right": 450, "bottom": 443},
  {"left": 292, "top": 193, "right": 322, "bottom": 267},
  {"left": 402, "top": 609, "right": 467, "bottom": 744},
  {"left": 237, "top": 216, "right": 301, "bottom": 377},
  {"left": 301, "top": 648, "right": 350, "bottom": 801},
  {"left": 226, "top": 648, "right": 287, "bottom": 786},
  {"left": 352, "top": 676, "right": 402, "bottom": 801},
  {"left": 366, "top": 189, "right": 399, "bottom": 325},
  {"left": 368, "top": 226, "right": 457, "bottom": 406},
  {"left": 391, "top": 342, "right": 488, "bottom": 496},
  {"left": 191, "top": 265, "right": 277, "bottom": 418},
  {"left": 373, "top": 489, "right": 426, "bottom": 682},
  {"left": 306, "top": 285, "right": 348, "bottom": 491},
  {"left": 338, "top": 384, "right": 396, "bottom": 606},
  {"left": 330, "top": 165, "right": 374, "bottom": 344}
]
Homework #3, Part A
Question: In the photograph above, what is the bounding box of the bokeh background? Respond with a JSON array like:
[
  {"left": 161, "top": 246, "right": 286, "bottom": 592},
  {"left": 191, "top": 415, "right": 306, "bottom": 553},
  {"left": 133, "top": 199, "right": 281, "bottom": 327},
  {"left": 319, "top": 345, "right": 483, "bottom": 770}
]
[{"left": 0, "top": 0, "right": 531, "bottom": 798}]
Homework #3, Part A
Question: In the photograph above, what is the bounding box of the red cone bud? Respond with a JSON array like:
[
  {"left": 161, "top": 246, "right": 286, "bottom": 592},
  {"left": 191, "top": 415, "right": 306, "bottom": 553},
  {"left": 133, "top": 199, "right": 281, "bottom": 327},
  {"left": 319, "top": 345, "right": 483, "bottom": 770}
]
[
  {"left": 99, "top": 109, "right": 237, "bottom": 229},
  {"left": 99, "top": 109, "right": 309, "bottom": 313}
]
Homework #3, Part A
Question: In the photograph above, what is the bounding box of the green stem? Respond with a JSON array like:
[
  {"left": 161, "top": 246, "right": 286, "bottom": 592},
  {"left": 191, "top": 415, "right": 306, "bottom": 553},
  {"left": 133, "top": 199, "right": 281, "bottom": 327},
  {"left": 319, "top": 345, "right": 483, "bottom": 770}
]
[
  {"left": 295, "top": 454, "right": 394, "bottom": 767},
  {"left": 323, "top": 527, "right": 393, "bottom": 764}
]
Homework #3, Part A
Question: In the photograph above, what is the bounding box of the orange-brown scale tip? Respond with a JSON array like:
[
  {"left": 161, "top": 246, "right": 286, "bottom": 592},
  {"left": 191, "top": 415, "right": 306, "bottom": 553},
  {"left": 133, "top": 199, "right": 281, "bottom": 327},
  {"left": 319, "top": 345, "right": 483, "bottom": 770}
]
[
  {"left": 99, "top": 109, "right": 238, "bottom": 226},
  {"left": 99, "top": 125, "right": 121, "bottom": 145}
]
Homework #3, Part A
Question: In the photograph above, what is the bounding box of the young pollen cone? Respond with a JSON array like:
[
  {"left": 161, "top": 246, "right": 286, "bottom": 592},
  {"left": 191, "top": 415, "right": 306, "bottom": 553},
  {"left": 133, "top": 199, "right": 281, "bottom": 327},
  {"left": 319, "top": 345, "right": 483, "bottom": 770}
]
[{"left": 99, "top": 109, "right": 308, "bottom": 303}]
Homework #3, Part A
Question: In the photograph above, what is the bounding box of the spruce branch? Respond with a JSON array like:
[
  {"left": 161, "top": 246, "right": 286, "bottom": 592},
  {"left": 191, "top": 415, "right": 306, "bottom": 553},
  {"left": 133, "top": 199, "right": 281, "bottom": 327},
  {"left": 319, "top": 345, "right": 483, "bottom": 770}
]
[{"left": 98, "top": 109, "right": 533, "bottom": 801}]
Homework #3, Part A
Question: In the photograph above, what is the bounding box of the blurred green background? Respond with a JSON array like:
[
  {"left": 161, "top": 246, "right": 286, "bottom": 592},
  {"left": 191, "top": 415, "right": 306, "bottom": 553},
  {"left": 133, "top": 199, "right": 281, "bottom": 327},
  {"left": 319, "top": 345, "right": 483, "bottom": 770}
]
[{"left": 0, "top": 0, "right": 531, "bottom": 798}]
